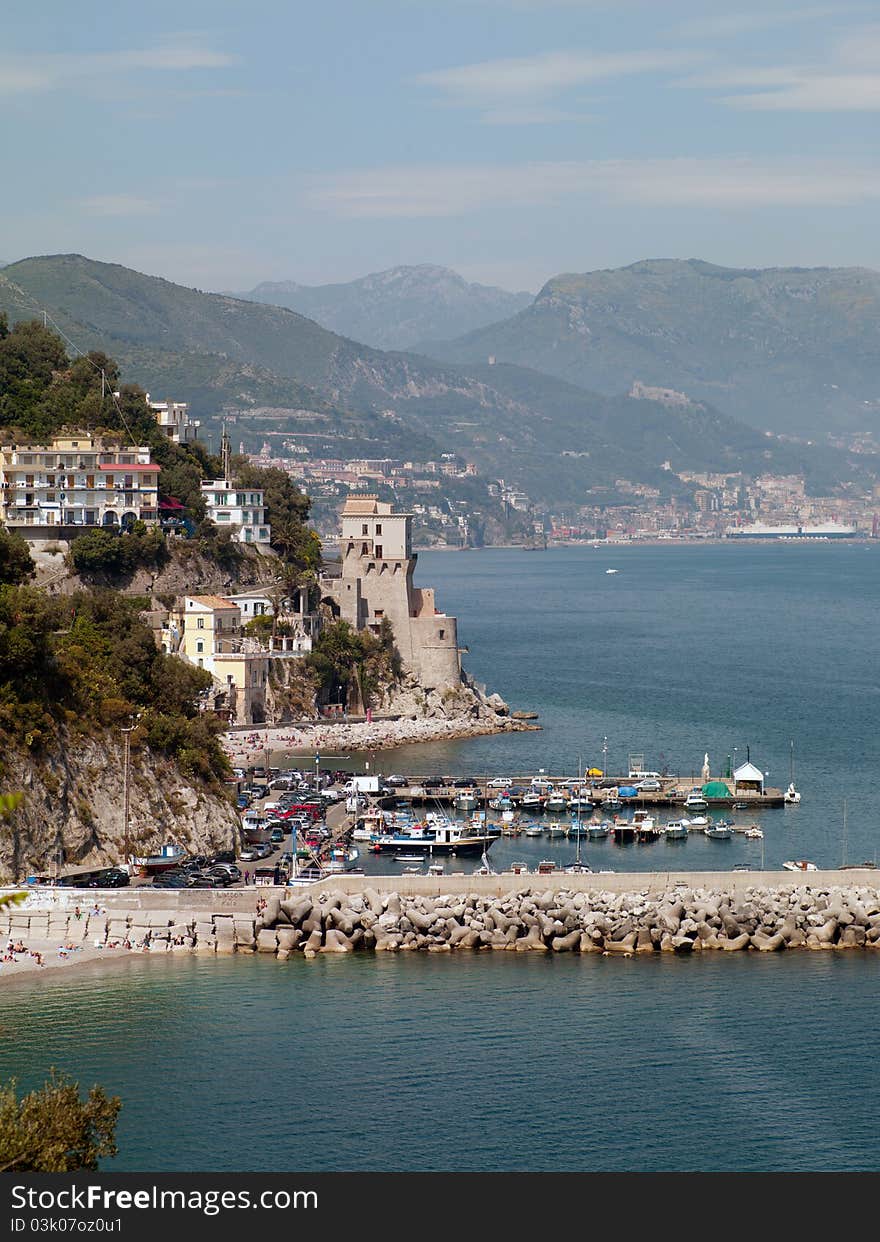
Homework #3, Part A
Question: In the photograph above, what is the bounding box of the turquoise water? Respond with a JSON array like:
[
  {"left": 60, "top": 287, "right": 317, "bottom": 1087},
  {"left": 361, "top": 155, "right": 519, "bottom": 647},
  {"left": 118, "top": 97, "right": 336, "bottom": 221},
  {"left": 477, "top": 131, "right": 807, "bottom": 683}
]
[
  {"left": 3, "top": 951, "right": 879, "bottom": 1172},
  {"left": 4, "top": 542, "right": 880, "bottom": 1172}
]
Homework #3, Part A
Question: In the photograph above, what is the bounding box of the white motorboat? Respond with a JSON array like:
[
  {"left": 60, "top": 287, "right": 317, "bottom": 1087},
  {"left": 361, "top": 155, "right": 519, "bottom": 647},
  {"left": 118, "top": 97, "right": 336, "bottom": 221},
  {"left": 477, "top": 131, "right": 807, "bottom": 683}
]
[
  {"left": 545, "top": 793, "right": 569, "bottom": 812},
  {"left": 683, "top": 788, "right": 709, "bottom": 811},
  {"left": 455, "top": 790, "right": 479, "bottom": 812},
  {"left": 520, "top": 793, "right": 543, "bottom": 810},
  {"left": 744, "top": 826, "right": 764, "bottom": 839},
  {"left": 393, "top": 853, "right": 424, "bottom": 863},
  {"left": 524, "top": 823, "right": 544, "bottom": 837},
  {"left": 664, "top": 820, "right": 689, "bottom": 840},
  {"left": 784, "top": 782, "right": 801, "bottom": 805},
  {"left": 704, "top": 823, "right": 733, "bottom": 840},
  {"left": 688, "top": 815, "right": 709, "bottom": 828},
  {"left": 783, "top": 859, "right": 817, "bottom": 872},
  {"left": 587, "top": 821, "right": 611, "bottom": 839},
  {"left": 546, "top": 821, "right": 568, "bottom": 837}
]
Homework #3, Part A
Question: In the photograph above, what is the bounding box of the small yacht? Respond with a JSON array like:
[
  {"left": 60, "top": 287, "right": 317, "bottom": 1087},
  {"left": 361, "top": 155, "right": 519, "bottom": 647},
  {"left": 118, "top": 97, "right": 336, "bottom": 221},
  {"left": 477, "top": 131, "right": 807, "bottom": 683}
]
[
  {"left": 784, "top": 782, "right": 801, "bottom": 805},
  {"left": 782, "top": 859, "right": 817, "bottom": 872},
  {"left": 632, "top": 809, "right": 660, "bottom": 842},
  {"left": 546, "top": 821, "right": 568, "bottom": 837},
  {"left": 545, "top": 792, "right": 569, "bottom": 813},
  {"left": 683, "top": 788, "right": 709, "bottom": 812},
  {"left": 520, "top": 792, "right": 543, "bottom": 811},
  {"left": 455, "top": 789, "right": 479, "bottom": 812},
  {"left": 664, "top": 819, "right": 689, "bottom": 840},
  {"left": 704, "top": 822, "right": 733, "bottom": 840},
  {"left": 587, "top": 821, "right": 611, "bottom": 839},
  {"left": 605, "top": 568, "right": 619, "bottom": 575},
  {"left": 524, "top": 822, "right": 544, "bottom": 837},
  {"left": 744, "top": 825, "right": 764, "bottom": 839}
]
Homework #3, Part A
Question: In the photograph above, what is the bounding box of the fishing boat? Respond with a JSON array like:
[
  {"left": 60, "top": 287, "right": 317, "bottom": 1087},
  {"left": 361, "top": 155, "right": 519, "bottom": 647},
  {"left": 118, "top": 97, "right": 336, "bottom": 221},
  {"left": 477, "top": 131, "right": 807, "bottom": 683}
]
[
  {"left": 633, "top": 809, "right": 661, "bottom": 842},
  {"left": 547, "top": 821, "right": 568, "bottom": 837},
  {"left": 455, "top": 790, "right": 479, "bottom": 812},
  {"left": 683, "top": 788, "right": 709, "bottom": 812},
  {"left": 611, "top": 818, "right": 637, "bottom": 844},
  {"left": 130, "top": 843, "right": 187, "bottom": 875},
  {"left": 324, "top": 845, "right": 360, "bottom": 873},
  {"left": 505, "top": 861, "right": 531, "bottom": 876},
  {"left": 488, "top": 795, "right": 513, "bottom": 811},
  {"left": 704, "top": 823, "right": 733, "bottom": 840},
  {"left": 524, "top": 823, "right": 544, "bottom": 837},
  {"left": 545, "top": 792, "right": 569, "bottom": 813},
  {"left": 520, "top": 792, "right": 543, "bottom": 810},
  {"left": 782, "top": 859, "right": 817, "bottom": 872},
  {"left": 664, "top": 819, "right": 689, "bottom": 840},
  {"left": 587, "top": 821, "right": 611, "bottom": 839},
  {"left": 537, "top": 860, "right": 557, "bottom": 874}
]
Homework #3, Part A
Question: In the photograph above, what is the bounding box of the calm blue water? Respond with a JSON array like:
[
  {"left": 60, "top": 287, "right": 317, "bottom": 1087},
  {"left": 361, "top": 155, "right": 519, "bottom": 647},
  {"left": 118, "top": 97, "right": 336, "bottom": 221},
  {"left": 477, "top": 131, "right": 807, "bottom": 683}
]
[
  {"left": 350, "top": 542, "right": 880, "bottom": 872},
  {"left": 4, "top": 542, "right": 880, "bottom": 1172},
  {"left": 3, "top": 951, "right": 879, "bottom": 1172}
]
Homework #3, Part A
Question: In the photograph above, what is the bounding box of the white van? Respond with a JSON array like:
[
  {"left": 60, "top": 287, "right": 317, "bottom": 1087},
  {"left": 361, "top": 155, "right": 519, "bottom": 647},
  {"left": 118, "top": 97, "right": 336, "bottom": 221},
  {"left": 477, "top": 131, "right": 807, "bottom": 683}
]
[{"left": 628, "top": 769, "right": 660, "bottom": 781}]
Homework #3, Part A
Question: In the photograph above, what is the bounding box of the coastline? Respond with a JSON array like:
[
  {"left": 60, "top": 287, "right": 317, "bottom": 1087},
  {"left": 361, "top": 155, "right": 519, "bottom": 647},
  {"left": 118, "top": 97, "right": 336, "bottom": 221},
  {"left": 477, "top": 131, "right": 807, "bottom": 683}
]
[{"left": 222, "top": 714, "right": 540, "bottom": 764}]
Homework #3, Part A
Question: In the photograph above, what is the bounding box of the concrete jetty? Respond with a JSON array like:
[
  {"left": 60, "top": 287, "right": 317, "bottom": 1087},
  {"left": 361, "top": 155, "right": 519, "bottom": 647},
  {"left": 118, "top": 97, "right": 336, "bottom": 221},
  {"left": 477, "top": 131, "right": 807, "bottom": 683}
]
[{"left": 3, "top": 870, "right": 879, "bottom": 963}]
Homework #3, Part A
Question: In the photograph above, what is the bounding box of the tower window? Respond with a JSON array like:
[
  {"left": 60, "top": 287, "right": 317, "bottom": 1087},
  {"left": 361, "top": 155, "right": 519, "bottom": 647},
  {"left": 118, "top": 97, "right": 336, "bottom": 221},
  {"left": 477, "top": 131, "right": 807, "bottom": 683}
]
[
  {"left": 375, "top": 523, "right": 382, "bottom": 535},
  {"left": 375, "top": 545, "right": 383, "bottom": 559},
  {"left": 362, "top": 524, "right": 368, "bottom": 535},
  {"left": 439, "top": 629, "right": 445, "bottom": 639}
]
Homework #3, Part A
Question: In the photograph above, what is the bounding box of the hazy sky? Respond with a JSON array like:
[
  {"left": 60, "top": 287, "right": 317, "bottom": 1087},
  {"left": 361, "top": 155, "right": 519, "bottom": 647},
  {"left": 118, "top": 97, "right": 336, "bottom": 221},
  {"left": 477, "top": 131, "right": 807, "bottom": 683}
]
[{"left": 3, "top": 0, "right": 880, "bottom": 291}]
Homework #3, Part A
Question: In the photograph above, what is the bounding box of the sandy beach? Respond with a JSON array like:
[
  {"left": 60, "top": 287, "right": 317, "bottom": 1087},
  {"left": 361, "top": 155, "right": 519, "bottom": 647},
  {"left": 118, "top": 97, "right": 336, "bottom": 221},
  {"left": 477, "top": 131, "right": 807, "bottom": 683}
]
[{"left": 222, "top": 715, "right": 539, "bottom": 766}]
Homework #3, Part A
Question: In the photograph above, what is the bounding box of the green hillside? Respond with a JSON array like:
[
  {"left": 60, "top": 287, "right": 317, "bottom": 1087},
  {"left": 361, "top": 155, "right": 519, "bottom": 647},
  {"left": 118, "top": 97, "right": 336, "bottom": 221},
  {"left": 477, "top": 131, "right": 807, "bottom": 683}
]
[
  {"left": 425, "top": 258, "right": 880, "bottom": 438},
  {"left": 0, "top": 254, "right": 874, "bottom": 505}
]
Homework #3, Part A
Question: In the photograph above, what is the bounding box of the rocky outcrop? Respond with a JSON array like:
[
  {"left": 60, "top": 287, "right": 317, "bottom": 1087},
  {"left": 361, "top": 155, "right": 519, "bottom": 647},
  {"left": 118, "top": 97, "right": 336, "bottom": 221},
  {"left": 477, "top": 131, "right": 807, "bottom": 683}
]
[{"left": 0, "top": 731, "right": 239, "bottom": 882}]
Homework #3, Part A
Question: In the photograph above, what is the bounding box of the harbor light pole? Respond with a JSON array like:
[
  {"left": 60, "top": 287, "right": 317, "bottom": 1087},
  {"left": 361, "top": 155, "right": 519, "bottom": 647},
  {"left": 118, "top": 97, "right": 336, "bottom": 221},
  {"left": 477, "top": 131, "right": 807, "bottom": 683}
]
[{"left": 120, "top": 714, "right": 141, "bottom": 872}]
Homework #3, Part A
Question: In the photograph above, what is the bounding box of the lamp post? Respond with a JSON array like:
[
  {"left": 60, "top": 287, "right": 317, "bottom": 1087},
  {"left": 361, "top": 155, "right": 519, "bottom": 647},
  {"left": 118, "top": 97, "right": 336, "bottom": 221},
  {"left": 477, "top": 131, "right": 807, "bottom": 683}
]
[{"left": 120, "top": 714, "right": 141, "bottom": 872}]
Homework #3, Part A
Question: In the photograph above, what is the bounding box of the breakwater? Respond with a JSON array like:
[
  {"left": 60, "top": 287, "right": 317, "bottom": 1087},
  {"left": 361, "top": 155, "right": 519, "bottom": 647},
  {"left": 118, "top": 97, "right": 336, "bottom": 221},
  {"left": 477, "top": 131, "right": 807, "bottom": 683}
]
[{"left": 6, "top": 872, "right": 879, "bottom": 964}]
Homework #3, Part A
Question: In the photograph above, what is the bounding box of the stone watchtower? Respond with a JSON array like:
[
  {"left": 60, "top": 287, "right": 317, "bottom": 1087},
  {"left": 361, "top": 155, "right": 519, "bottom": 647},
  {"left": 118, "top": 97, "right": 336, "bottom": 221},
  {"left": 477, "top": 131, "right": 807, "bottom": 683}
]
[{"left": 322, "top": 495, "right": 462, "bottom": 692}]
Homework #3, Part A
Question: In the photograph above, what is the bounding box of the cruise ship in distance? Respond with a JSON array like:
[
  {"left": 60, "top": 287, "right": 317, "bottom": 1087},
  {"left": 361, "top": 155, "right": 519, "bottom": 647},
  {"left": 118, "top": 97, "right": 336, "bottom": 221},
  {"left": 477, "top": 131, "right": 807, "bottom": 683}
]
[{"left": 725, "top": 522, "right": 858, "bottom": 540}]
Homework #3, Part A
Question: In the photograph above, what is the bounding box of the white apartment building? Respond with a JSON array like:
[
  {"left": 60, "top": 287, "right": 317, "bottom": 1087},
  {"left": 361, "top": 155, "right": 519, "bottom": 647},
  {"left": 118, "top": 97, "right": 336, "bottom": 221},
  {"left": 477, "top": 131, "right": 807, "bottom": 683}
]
[
  {"left": 146, "top": 394, "right": 201, "bottom": 445},
  {"left": 0, "top": 434, "right": 160, "bottom": 537},
  {"left": 200, "top": 480, "right": 271, "bottom": 545}
]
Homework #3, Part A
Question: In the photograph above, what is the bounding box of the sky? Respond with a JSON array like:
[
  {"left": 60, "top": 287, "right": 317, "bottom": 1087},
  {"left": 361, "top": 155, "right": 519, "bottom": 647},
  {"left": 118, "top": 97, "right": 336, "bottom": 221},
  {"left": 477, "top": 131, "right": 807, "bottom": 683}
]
[{"left": 3, "top": 0, "right": 880, "bottom": 292}]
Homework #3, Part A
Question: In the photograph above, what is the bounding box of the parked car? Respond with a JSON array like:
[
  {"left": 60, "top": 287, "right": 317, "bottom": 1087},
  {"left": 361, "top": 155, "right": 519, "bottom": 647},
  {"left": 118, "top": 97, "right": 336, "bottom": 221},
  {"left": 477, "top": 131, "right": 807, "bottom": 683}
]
[
  {"left": 386, "top": 774, "right": 408, "bottom": 787},
  {"left": 93, "top": 867, "right": 130, "bottom": 888},
  {"left": 209, "top": 851, "right": 237, "bottom": 865},
  {"left": 487, "top": 777, "right": 514, "bottom": 789},
  {"left": 637, "top": 779, "right": 661, "bottom": 792},
  {"left": 270, "top": 828, "right": 286, "bottom": 845},
  {"left": 423, "top": 777, "right": 444, "bottom": 788}
]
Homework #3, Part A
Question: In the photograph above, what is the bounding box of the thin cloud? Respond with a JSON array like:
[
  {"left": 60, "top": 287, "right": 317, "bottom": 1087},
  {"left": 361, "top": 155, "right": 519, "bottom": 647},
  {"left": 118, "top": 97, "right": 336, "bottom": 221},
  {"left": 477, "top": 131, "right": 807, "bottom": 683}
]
[
  {"left": 414, "top": 49, "right": 705, "bottom": 102},
  {"left": 308, "top": 158, "right": 880, "bottom": 218},
  {"left": 681, "top": 21, "right": 880, "bottom": 111},
  {"left": 673, "top": 6, "right": 846, "bottom": 40},
  {"left": 79, "top": 195, "right": 162, "bottom": 218},
  {"left": 0, "top": 42, "right": 234, "bottom": 95}
]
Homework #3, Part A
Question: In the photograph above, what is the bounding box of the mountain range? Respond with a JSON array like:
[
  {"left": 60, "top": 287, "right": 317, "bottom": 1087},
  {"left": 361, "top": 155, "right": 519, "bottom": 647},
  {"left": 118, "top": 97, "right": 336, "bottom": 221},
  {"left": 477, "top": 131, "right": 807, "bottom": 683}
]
[
  {"left": 422, "top": 258, "right": 880, "bottom": 439},
  {"left": 232, "top": 264, "right": 532, "bottom": 351},
  {"left": 0, "top": 253, "right": 874, "bottom": 505}
]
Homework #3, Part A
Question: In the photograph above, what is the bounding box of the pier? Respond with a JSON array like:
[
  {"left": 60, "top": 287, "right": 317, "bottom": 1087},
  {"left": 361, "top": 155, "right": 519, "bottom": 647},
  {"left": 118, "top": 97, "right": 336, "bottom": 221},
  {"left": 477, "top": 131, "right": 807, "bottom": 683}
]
[{"left": 379, "top": 775, "right": 785, "bottom": 809}]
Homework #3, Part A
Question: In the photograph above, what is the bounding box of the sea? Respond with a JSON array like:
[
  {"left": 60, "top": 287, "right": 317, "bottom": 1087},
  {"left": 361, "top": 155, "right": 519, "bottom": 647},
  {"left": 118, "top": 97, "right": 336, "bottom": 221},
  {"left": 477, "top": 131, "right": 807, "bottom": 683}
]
[{"left": 3, "top": 541, "right": 880, "bottom": 1173}]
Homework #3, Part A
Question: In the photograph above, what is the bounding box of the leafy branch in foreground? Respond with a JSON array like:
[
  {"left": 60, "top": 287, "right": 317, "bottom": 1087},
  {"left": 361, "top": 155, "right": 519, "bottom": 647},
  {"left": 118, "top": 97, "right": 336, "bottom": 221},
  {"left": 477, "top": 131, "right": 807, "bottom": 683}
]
[{"left": 0, "top": 1071, "right": 121, "bottom": 1172}]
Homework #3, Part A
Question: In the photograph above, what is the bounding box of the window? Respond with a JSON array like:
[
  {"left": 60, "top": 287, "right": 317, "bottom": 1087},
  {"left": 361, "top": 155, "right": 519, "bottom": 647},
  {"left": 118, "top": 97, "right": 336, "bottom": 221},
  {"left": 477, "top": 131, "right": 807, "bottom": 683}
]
[
  {"left": 375, "top": 523, "right": 382, "bottom": 535},
  {"left": 362, "top": 524, "right": 368, "bottom": 535},
  {"left": 374, "top": 609, "right": 384, "bottom": 619},
  {"left": 439, "top": 628, "right": 445, "bottom": 639},
  {"left": 361, "top": 543, "right": 369, "bottom": 556},
  {"left": 196, "top": 640, "right": 204, "bottom": 653},
  {"left": 197, "top": 617, "right": 205, "bottom": 629},
  {"left": 375, "top": 545, "right": 383, "bottom": 558},
  {"left": 104, "top": 475, "right": 114, "bottom": 487}
]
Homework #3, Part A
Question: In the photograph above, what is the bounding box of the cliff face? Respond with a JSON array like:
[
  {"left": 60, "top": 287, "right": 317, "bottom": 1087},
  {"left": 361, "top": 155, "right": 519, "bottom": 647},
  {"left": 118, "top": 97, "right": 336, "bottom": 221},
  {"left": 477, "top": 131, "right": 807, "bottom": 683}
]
[{"left": 0, "top": 731, "right": 239, "bottom": 882}]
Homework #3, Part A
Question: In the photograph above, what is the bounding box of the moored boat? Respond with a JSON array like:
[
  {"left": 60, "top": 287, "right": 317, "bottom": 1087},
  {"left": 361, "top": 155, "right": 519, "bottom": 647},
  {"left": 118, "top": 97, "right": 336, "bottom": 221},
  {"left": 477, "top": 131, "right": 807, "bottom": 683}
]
[
  {"left": 664, "top": 819, "right": 689, "bottom": 840},
  {"left": 782, "top": 859, "right": 817, "bottom": 872}
]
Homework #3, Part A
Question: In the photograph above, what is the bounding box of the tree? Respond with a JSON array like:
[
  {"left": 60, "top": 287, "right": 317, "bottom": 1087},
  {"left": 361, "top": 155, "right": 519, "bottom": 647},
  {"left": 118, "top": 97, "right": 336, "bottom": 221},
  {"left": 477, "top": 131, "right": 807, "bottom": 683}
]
[
  {"left": 0, "top": 1071, "right": 121, "bottom": 1172},
  {"left": 0, "top": 528, "right": 35, "bottom": 586}
]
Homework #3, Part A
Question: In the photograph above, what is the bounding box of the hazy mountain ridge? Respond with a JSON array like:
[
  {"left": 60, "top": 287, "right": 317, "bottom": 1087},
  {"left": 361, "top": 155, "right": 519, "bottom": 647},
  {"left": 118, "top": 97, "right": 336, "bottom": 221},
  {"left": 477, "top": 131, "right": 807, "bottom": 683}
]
[
  {"left": 233, "top": 263, "right": 533, "bottom": 351},
  {"left": 0, "top": 254, "right": 872, "bottom": 505},
  {"left": 423, "top": 258, "right": 880, "bottom": 438}
]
